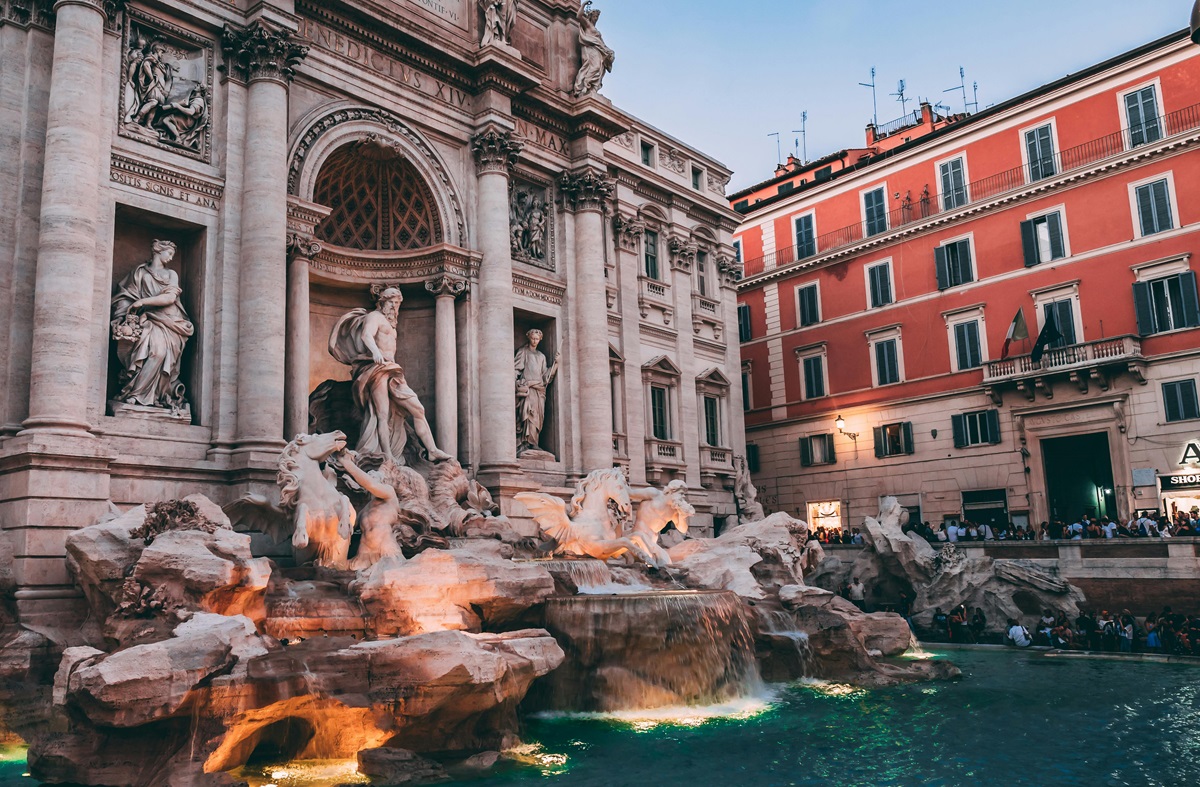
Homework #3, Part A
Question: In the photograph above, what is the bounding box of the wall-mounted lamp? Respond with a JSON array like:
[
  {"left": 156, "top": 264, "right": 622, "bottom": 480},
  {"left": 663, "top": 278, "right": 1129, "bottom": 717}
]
[{"left": 835, "top": 415, "right": 859, "bottom": 442}]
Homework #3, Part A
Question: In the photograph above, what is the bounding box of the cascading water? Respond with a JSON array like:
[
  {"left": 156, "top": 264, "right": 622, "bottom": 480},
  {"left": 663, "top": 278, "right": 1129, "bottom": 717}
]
[
  {"left": 762, "top": 610, "right": 814, "bottom": 678},
  {"left": 529, "top": 590, "right": 761, "bottom": 712},
  {"left": 522, "top": 558, "right": 656, "bottom": 595}
]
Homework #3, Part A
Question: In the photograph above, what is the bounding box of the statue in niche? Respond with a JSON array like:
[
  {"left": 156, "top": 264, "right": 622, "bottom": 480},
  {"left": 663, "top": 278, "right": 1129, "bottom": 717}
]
[
  {"left": 329, "top": 287, "right": 452, "bottom": 465},
  {"left": 573, "top": 1, "right": 614, "bottom": 98},
  {"left": 479, "top": 0, "right": 517, "bottom": 47},
  {"left": 121, "top": 25, "right": 210, "bottom": 154},
  {"left": 515, "top": 329, "right": 559, "bottom": 459},
  {"left": 110, "top": 239, "right": 194, "bottom": 415},
  {"left": 509, "top": 186, "right": 550, "bottom": 264}
]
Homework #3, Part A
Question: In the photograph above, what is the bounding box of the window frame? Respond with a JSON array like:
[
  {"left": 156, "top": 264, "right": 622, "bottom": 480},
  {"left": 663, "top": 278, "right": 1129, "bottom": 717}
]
[
  {"left": 732, "top": 239, "right": 742, "bottom": 264},
  {"left": 1132, "top": 260, "right": 1200, "bottom": 336},
  {"left": 691, "top": 166, "right": 704, "bottom": 191},
  {"left": 796, "top": 281, "right": 821, "bottom": 328},
  {"left": 1119, "top": 79, "right": 1164, "bottom": 150},
  {"left": 737, "top": 302, "right": 753, "bottom": 343},
  {"left": 792, "top": 211, "right": 818, "bottom": 261},
  {"left": 1019, "top": 119, "right": 1060, "bottom": 183},
  {"left": 640, "top": 140, "right": 656, "bottom": 168},
  {"left": 952, "top": 409, "right": 1002, "bottom": 448},
  {"left": 796, "top": 345, "right": 828, "bottom": 401},
  {"left": 1162, "top": 378, "right": 1200, "bottom": 423},
  {"left": 1031, "top": 281, "right": 1083, "bottom": 349},
  {"left": 861, "top": 183, "right": 890, "bottom": 238},
  {"left": 944, "top": 305, "right": 989, "bottom": 373},
  {"left": 873, "top": 421, "right": 915, "bottom": 458},
  {"left": 935, "top": 233, "right": 977, "bottom": 291},
  {"left": 800, "top": 433, "right": 837, "bottom": 467},
  {"left": 935, "top": 152, "right": 970, "bottom": 211},
  {"left": 643, "top": 228, "right": 661, "bottom": 279},
  {"left": 649, "top": 384, "right": 672, "bottom": 440},
  {"left": 1021, "top": 205, "right": 1070, "bottom": 267},
  {"left": 695, "top": 249, "right": 710, "bottom": 296},
  {"left": 864, "top": 258, "right": 894, "bottom": 309},
  {"left": 702, "top": 394, "right": 722, "bottom": 446},
  {"left": 867, "top": 326, "right": 904, "bottom": 387},
  {"left": 1128, "top": 172, "right": 1177, "bottom": 239},
  {"left": 741, "top": 362, "right": 753, "bottom": 411}
]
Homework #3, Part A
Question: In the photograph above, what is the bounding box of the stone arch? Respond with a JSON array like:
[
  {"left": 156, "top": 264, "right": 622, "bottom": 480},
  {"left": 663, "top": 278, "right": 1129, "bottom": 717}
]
[{"left": 289, "top": 103, "right": 467, "bottom": 247}]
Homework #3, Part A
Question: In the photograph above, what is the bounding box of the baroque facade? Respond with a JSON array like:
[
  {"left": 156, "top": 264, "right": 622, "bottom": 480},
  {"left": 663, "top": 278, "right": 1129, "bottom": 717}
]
[
  {"left": 0, "top": 0, "right": 743, "bottom": 623},
  {"left": 733, "top": 31, "right": 1200, "bottom": 534}
]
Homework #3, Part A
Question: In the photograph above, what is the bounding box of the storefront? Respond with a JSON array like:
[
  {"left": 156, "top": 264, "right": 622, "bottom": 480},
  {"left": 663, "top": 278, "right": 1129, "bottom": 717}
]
[{"left": 1160, "top": 439, "right": 1200, "bottom": 522}]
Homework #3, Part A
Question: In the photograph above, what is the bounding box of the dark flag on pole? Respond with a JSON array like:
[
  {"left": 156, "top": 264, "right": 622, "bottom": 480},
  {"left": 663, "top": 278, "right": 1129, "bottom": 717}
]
[{"left": 1030, "top": 310, "right": 1063, "bottom": 364}]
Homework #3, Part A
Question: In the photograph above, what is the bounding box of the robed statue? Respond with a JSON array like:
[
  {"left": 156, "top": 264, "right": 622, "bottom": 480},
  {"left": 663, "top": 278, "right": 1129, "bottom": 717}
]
[
  {"left": 110, "top": 240, "right": 194, "bottom": 413},
  {"left": 515, "top": 329, "right": 559, "bottom": 456},
  {"left": 573, "top": 2, "right": 614, "bottom": 98},
  {"left": 329, "top": 288, "right": 451, "bottom": 464},
  {"left": 480, "top": 0, "right": 517, "bottom": 47}
]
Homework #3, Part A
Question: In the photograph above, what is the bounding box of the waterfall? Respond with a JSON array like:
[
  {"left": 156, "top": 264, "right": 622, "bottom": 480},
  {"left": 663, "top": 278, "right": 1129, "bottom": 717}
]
[
  {"left": 903, "top": 631, "right": 933, "bottom": 660},
  {"left": 530, "top": 590, "right": 760, "bottom": 712},
  {"left": 526, "top": 558, "right": 655, "bottom": 595},
  {"left": 762, "top": 611, "right": 814, "bottom": 679}
]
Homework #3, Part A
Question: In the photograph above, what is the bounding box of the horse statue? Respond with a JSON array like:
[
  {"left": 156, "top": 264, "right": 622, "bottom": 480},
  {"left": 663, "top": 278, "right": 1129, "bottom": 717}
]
[
  {"left": 627, "top": 480, "right": 695, "bottom": 569},
  {"left": 277, "top": 431, "right": 356, "bottom": 569},
  {"left": 515, "top": 468, "right": 644, "bottom": 561}
]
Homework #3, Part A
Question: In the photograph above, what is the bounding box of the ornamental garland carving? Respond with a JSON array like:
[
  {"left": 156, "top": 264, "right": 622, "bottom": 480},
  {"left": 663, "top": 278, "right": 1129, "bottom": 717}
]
[
  {"left": 658, "top": 146, "right": 686, "bottom": 175},
  {"left": 472, "top": 127, "right": 524, "bottom": 174},
  {"left": 707, "top": 171, "right": 731, "bottom": 196},
  {"left": 222, "top": 20, "right": 308, "bottom": 84},
  {"left": 559, "top": 169, "right": 613, "bottom": 213},
  {"left": 120, "top": 13, "right": 214, "bottom": 161},
  {"left": 717, "top": 254, "right": 743, "bottom": 286}
]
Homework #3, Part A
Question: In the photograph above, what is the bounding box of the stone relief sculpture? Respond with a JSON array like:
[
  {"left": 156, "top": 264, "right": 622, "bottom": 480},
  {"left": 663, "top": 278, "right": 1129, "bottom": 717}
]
[
  {"left": 573, "top": 1, "right": 614, "bottom": 98},
  {"left": 628, "top": 480, "right": 695, "bottom": 569},
  {"left": 110, "top": 240, "right": 195, "bottom": 418},
  {"left": 121, "top": 22, "right": 211, "bottom": 156},
  {"left": 329, "top": 287, "right": 452, "bottom": 464},
  {"left": 515, "top": 329, "right": 559, "bottom": 459},
  {"left": 510, "top": 185, "right": 551, "bottom": 265},
  {"left": 480, "top": 0, "right": 517, "bottom": 47}
]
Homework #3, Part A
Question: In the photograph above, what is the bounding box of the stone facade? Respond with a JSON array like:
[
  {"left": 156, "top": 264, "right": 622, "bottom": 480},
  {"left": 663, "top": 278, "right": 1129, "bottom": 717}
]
[{"left": 0, "top": 0, "right": 743, "bottom": 623}]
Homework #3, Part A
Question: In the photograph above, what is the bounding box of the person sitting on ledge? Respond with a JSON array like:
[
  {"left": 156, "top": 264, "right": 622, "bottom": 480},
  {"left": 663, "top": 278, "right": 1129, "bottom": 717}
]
[{"left": 1007, "top": 618, "right": 1032, "bottom": 648}]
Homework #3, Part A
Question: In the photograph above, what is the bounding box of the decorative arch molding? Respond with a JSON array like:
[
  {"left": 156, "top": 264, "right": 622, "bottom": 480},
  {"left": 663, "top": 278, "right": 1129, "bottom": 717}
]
[{"left": 288, "top": 103, "right": 468, "bottom": 247}]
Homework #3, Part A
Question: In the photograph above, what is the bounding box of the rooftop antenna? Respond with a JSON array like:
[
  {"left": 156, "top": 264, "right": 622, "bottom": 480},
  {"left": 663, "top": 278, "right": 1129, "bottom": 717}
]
[
  {"left": 944, "top": 67, "right": 978, "bottom": 114},
  {"left": 767, "top": 132, "right": 781, "bottom": 166},
  {"left": 971, "top": 81, "right": 981, "bottom": 114},
  {"left": 890, "top": 79, "right": 910, "bottom": 118},
  {"left": 792, "top": 111, "right": 808, "bottom": 164},
  {"left": 859, "top": 67, "right": 878, "bottom": 127}
]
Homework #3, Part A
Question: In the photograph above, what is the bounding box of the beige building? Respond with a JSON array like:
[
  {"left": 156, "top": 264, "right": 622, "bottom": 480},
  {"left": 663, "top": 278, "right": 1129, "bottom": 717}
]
[{"left": 0, "top": 0, "right": 743, "bottom": 623}]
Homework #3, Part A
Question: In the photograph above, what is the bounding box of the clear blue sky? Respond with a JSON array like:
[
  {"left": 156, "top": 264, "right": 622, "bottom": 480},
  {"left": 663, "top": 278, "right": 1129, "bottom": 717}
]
[{"left": 598, "top": 1, "right": 1190, "bottom": 191}]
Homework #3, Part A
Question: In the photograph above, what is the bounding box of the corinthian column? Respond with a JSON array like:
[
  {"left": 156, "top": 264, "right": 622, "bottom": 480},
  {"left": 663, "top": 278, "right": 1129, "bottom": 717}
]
[
  {"left": 561, "top": 169, "right": 615, "bottom": 471},
  {"left": 223, "top": 22, "right": 308, "bottom": 452},
  {"left": 284, "top": 234, "right": 321, "bottom": 442},
  {"left": 21, "top": 0, "right": 110, "bottom": 435},
  {"left": 426, "top": 276, "right": 468, "bottom": 458},
  {"left": 471, "top": 126, "right": 523, "bottom": 470}
]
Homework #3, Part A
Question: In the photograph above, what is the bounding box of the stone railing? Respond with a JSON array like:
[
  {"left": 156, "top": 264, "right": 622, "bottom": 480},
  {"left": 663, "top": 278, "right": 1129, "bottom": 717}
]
[
  {"left": 699, "top": 444, "right": 733, "bottom": 470},
  {"left": 644, "top": 436, "right": 685, "bottom": 466},
  {"left": 640, "top": 275, "right": 671, "bottom": 304},
  {"left": 984, "top": 336, "right": 1143, "bottom": 382}
]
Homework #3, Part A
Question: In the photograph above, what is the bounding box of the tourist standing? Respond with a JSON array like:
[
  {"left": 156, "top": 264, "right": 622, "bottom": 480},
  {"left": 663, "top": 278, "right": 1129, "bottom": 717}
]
[{"left": 847, "top": 577, "right": 867, "bottom": 611}]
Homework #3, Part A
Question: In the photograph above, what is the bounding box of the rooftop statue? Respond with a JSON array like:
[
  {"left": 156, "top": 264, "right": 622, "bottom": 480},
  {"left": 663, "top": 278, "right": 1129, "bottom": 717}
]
[
  {"left": 329, "top": 287, "right": 452, "bottom": 464},
  {"left": 573, "top": 2, "right": 614, "bottom": 98},
  {"left": 480, "top": 0, "right": 517, "bottom": 47}
]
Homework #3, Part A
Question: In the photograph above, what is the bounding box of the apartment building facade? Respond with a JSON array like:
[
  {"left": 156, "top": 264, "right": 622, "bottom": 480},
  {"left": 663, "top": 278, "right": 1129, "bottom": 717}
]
[{"left": 733, "top": 30, "right": 1200, "bottom": 533}]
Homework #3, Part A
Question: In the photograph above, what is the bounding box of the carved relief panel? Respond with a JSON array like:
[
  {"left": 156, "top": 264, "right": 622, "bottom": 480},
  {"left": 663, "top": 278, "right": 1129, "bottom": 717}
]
[
  {"left": 120, "top": 12, "right": 214, "bottom": 162},
  {"left": 510, "top": 178, "right": 555, "bottom": 272}
]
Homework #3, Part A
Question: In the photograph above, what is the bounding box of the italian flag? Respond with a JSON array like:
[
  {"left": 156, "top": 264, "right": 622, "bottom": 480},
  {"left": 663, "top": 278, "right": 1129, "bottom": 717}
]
[{"left": 1000, "top": 308, "right": 1029, "bottom": 360}]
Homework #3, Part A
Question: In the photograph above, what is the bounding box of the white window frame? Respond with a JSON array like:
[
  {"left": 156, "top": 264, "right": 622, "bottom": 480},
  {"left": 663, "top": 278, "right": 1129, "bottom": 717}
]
[
  {"left": 1127, "top": 170, "right": 1179, "bottom": 240},
  {"left": 866, "top": 325, "right": 905, "bottom": 388},
  {"left": 934, "top": 151, "right": 971, "bottom": 211},
  {"left": 1132, "top": 253, "right": 1192, "bottom": 282},
  {"left": 937, "top": 231, "right": 978, "bottom": 289},
  {"left": 640, "top": 140, "right": 657, "bottom": 169},
  {"left": 1117, "top": 77, "right": 1164, "bottom": 151},
  {"left": 943, "top": 305, "right": 989, "bottom": 373},
  {"left": 1019, "top": 118, "right": 1061, "bottom": 184},
  {"left": 860, "top": 181, "right": 890, "bottom": 237},
  {"left": 1024, "top": 203, "right": 1072, "bottom": 261},
  {"left": 795, "top": 344, "right": 829, "bottom": 401},
  {"left": 791, "top": 210, "right": 819, "bottom": 260},
  {"left": 1031, "top": 280, "right": 1084, "bottom": 346},
  {"left": 1160, "top": 375, "right": 1200, "bottom": 424},
  {"left": 795, "top": 279, "right": 822, "bottom": 328},
  {"left": 864, "top": 257, "right": 894, "bottom": 309},
  {"left": 691, "top": 165, "right": 705, "bottom": 191}
]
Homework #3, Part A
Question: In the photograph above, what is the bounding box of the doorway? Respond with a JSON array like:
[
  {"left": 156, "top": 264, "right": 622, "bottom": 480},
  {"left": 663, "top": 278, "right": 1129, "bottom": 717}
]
[{"left": 1041, "top": 432, "right": 1116, "bottom": 522}]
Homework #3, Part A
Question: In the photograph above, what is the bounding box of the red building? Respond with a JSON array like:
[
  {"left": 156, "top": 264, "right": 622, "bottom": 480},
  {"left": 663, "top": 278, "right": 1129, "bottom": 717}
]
[{"left": 733, "top": 30, "right": 1200, "bottom": 533}]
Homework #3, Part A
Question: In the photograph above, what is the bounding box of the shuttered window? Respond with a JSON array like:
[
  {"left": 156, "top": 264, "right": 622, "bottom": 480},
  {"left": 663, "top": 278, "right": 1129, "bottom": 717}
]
[
  {"left": 644, "top": 229, "right": 660, "bottom": 279},
  {"left": 737, "top": 303, "right": 753, "bottom": 342},
  {"left": 868, "top": 262, "right": 893, "bottom": 308},
  {"left": 864, "top": 188, "right": 888, "bottom": 237},
  {"left": 935, "top": 239, "right": 974, "bottom": 290},
  {"left": 800, "top": 434, "right": 837, "bottom": 467},
  {"left": 1135, "top": 179, "right": 1174, "bottom": 237},
  {"left": 1025, "top": 125, "right": 1056, "bottom": 181},
  {"left": 873, "top": 422, "right": 914, "bottom": 458},
  {"left": 953, "top": 320, "right": 983, "bottom": 371},
  {"left": 940, "top": 158, "right": 968, "bottom": 209},
  {"left": 1042, "top": 300, "right": 1077, "bottom": 348},
  {"left": 874, "top": 338, "right": 900, "bottom": 386},
  {"left": 741, "top": 371, "right": 751, "bottom": 411},
  {"left": 1163, "top": 380, "right": 1200, "bottom": 423},
  {"left": 795, "top": 214, "right": 817, "bottom": 259},
  {"left": 952, "top": 410, "right": 1002, "bottom": 448},
  {"left": 703, "top": 395, "right": 721, "bottom": 446},
  {"left": 1020, "top": 212, "right": 1066, "bottom": 266},
  {"left": 802, "top": 355, "right": 826, "bottom": 399},
  {"left": 1133, "top": 272, "right": 1200, "bottom": 336},
  {"left": 797, "top": 284, "right": 820, "bottom": 327},
  {"left": 1126, "top": 86, "right": 1162, "bottom": 148},
  {"left": 650, "top": 385, "right": 670, "bottom": 440}
]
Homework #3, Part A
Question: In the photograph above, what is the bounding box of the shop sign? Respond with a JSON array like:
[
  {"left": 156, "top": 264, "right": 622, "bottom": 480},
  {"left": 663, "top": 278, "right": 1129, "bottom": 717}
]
[
  {"left": 1182, "top": 441, "right": 1200, "bottom": 466},
  {"left": 1161, "top": 473, "right": 1200, "bottom": 491}
]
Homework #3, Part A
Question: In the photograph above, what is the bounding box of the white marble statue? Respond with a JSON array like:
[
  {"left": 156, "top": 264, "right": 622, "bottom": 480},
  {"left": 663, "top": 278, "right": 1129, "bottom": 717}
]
[
  {"left": 573, "top": 2, "right": 614, "bottom": 98},
  {"left": 278, "top": 432, "right": 356, "bottom": 569},
  {"left": 515, "top": 329, "right": 559, "bottom": 457},
  {"left": 516, "top": 468, "right": 645, "bottom": 561},
  {"left": 480, "top": 0, "right": 517, "bottom": 47},
  {"left": 329, "top": 288, "right": 451, "bottom": 464},
  {"left": 110, "top": 240, "right": 195, "bottom": 413},
  {"left": 628, "top": 480, "right": 695, "bottom": 569},
  {"left": 122, "top": 30, "right": 209, "bottom": 154},
  {"left": 734, "top": 456, "right": 766, "bottom": 523},
  {"left": 160, "top": 84, "right": 208, "bottom": 149},
  {"left": 337, "top": 452, "right": 406, "bottom": 570}
]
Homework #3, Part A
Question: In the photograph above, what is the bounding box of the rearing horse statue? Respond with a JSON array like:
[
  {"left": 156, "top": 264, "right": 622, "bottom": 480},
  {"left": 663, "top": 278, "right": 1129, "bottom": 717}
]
[
  {"left": 515, "top": 468, "right": 644, "bottom": 561},
  {"left": 278, "top": 431, "right": 356, "bottom": 569}
]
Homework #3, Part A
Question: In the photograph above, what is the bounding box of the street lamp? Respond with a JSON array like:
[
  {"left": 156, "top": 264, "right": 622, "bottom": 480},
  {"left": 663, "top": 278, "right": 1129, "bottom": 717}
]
[
  {"left": 1193, "top": 0, "right": 1200, "bottom": 46},
  {"left": 835, "top": 415, "right": 859, "bottom": 442}
]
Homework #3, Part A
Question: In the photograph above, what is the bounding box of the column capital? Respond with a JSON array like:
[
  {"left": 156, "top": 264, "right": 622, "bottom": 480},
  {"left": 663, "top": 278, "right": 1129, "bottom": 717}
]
[
  {"left": 717, "top": 254, "right": 743, "bottom": 287},
  {"left": 560, "top": 168, "right": 613, "bottom": 214},
  {"left": 425, "top": 276, "right": 469, "bottom": 299},
  {"left": 286, "top": 233, "right": 322, "bottom": 260},
  {"left": 668, "top": 235, "right": 697, "bottom": 273},
  {"left": 52, "top": 0, "right": 108, "bottom": 17},
  {"left": 472, "top": 126, "right": 524, "bottom": 175},
  {"left": 222, "top": 20, "right": 308, "bottom": 84},
  {"left": 613, "top": 215, "right": 645, "bottom": 252}
]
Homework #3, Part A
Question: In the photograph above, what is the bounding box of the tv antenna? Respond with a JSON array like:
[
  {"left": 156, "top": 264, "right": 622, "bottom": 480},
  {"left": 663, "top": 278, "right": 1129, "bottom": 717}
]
[
  {"left": 859, "top": 67, "right": 878, "bottom": 127},
  {"left": 890, "top": 79, "right": 910, "bottom": 118},
  {"left": 944, "top": 67, "right": 979, "bottom": 114},
  {"left": 767, "top": 132, "right": 781, "bottom": 166},
  {"left": 793, "top": 111, "right": 808, "bottom": 164}
]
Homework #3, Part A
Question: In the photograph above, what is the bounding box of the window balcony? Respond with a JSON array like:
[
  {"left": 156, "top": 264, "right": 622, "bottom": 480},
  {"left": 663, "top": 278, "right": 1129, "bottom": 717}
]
[
  {"left": 691, "top": 293, "right": 723, "bottom": 338},
  {"left": 644, "top": 436, "right": 685, "bottom": 484},
  {"left": 699, "top": 444, "right": 735, "bottom": 489},
  {"left": 982, "top": 335, "right": 1146, "bottom": 402},
  {"left": 638, "top": 276, "right": 674, "bottom": 324}
]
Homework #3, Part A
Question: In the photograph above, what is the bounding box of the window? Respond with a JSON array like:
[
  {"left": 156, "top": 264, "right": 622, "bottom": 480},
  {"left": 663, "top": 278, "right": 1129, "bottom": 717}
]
[
  {"left": 952, "top": 410, "right": 1001, "bottom": 447},
  {"left": 741, "top": 369, "right": 752, "bottom": 411},
  {"left": 746, "top": 443, "right": 760, "bottom": 473},
  {"left": 1041, "top": 300, "right": 1077, "bottom": 348},
  {"left": 692, "top": 167, "right": 703, "bottom": 190},
  {"left": 1135, "top": 179, "right": 1174, "bottom": 237},
  {"left": 737, "top": 303, "right": 753, "bottom": 343},
  {"left": 1133, "top": 272, "right": 1200, "bottom": 336},
  {"left": 1125, "top": 85, "right": 1162, "bottom": 148},
  {"left": 794, "top": 214, "right": 817, "bottom": 260},
  {"left": 703, "top": 395, "right": 721, "bottom": 445},
  {"left": 939, "top": 157, "right": 968, "bottom": 209},
  {"left": 650, "top": 385, "right": 671, "bottom": 439},
  {"left": 935, "top": 238, "right": 974, "bottom": 290},
  {"left": 1025, "top": 125, "right": 1056, "bottom": 181},
  {"left": 953, "top": 320, "right": 983, "bottom": 371},
  {"left": 874, "top": 338, "right": 900, "bottom": 386},
  {"left": 873, "top": 422, "right": 915, "bottom": 458},
  {"left": 1021, "top": 212, "right": 1066, "bottom": 266},
  {"left": 1163, "top": 379, "right": 1200, "bottom": 423},
  {"left": 800, "top": 353, "right": 826, "bottom": 399},
  {"left": 864, "top": 187, "right": 888, "bottom": 236},
  {"left": 800, "top": 434, "right": 836, "bottom": 467},
  {"left": 733, "top": 240, "right": 742, "bottom": 263},
  {"left": 797, "top": 283, "right": 820, "bottom": 327},
  {"left": 641, "top": 141, "right": 655, "bottom": 167},
  {"left": 696, "top": 250, "right": 710, "bottom": 296},
  {"left": 643, "top": 229, "right": 660, "bottom": 279},
  {"left": 867, "top": 261, "right": 893, "bottom": 308}
]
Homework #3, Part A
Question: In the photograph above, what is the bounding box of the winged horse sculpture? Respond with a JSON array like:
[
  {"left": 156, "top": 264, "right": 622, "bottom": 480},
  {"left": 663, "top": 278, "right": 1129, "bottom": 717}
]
[{"left": 515, "top": 468, "right": 649, "bottom": 562}]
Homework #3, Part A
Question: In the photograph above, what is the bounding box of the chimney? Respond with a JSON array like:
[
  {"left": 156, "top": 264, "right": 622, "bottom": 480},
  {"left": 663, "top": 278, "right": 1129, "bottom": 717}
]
[
  {"left": 865, "top": 122, "right": 878, "bottom": 146},
  {"left": 920, "top": 101, "right": 934, "bottom": 125}
]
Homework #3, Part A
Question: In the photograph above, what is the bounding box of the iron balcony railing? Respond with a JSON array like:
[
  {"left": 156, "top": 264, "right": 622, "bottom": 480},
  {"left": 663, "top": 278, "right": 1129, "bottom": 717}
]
[
  {"left": 983, "top": 336, "right": 1142, "bottom": 383},
  {"left": 743, "top": 102, "right": 1200, "bottom": 274}
]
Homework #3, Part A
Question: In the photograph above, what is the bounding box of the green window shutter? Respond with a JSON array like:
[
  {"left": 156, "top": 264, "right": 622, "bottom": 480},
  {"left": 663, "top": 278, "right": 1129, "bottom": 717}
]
[
  {"left": 873, "top": 427, "right": 885, "bottom": 458},
  {"left": 935, "top": 246, "right": 950, "bottom": 290},
  {"left": 1020, "top": 219, "right": 1039, "bottom": 267},
  {"left": 1127, "top": 91, "right": 1146, "bottom": 146},
  {"left": 901, "top": 422, "right": 915, "bottom": 455},
  {"left": 747, "top": 444, "right": 760, "bottom": 473},
  {"left": 1137, "top": 185, "right": 1157, "bottom": 236},
  {"left": 1152, "top": 182, "right": 1173, "bottom": 232},
  {"left": 1132, "top": 281, "right": 1155, "bottom": 336},
  {"left": 799, "top": 437, "right": 813, "bottom": 467},
  {"left": 986, "top": 410, "right": 1001, "bottom": 444},
  {"left": 951, "top": 414, "right": 967, "bottom": 448},
  {"left": 1179, "top": 271, "right": 1200, "bottom": 329},
  {"left": 1047, "top": 212, "right": 1066, "bottom": 259},
  {"left": 825, "top": 434, "right": 837, "bottom": 464}
]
